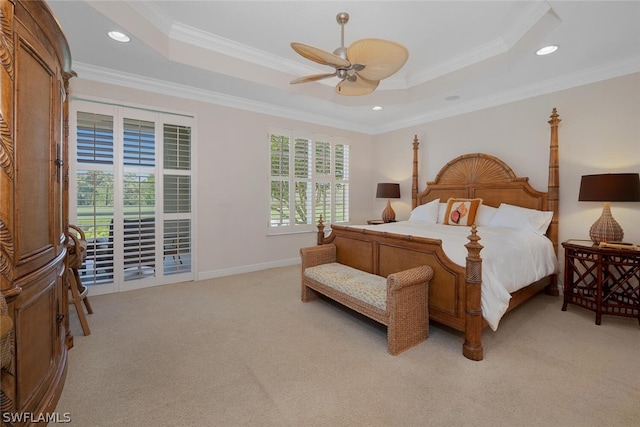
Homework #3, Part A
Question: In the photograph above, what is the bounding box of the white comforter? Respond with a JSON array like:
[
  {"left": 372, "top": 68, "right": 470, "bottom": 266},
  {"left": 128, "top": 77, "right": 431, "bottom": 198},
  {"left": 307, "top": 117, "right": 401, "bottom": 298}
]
[{"left": 348, "top": 222, "right": 559, "bottom": 330}]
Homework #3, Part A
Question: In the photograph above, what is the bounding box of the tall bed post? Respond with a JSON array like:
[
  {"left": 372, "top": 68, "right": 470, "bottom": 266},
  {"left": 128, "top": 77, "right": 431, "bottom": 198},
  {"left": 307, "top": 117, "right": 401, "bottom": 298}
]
[
  {"left": 412, "top": 135, "right": 419, "bottom": 209},
  {"left": 316, "top": 215, "right": 325, "bottom": 245},
  {"left": 547, "top": 108, "right": 561, "bottom": 255},
  {"left": 546, "top": 108, "right": 561, "bottom": 296},
  {"left": 463, "top": 225, "right": 484, "bottom": 360}
]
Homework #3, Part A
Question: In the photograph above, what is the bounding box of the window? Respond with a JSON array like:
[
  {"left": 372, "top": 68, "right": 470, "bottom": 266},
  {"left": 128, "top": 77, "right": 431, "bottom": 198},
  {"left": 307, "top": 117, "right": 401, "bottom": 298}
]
[
  {"left": 71, "top": 100, "right": 195, "bottom": 293},
  {"left": 269, "top": 128, "right": 349, "bottom": 233}
]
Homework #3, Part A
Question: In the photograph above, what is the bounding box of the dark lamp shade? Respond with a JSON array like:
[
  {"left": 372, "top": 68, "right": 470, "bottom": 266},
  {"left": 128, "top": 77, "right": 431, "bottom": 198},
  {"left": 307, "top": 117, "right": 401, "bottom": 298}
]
[
  {"left": 376, "top": 183, "right": 401, "bottom": 199},
  {"left": 578, "top": 173, "right": 640, "bottom": 202}
]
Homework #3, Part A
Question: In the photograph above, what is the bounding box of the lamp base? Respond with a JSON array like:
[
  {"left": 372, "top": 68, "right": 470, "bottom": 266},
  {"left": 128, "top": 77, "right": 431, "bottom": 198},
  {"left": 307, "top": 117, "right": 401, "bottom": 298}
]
[
  {"left": 381, "top": 199, "right": 396, "bottom": 223},
  {"left": 589, "top": 202, "right": 624, "bottom": 244}
]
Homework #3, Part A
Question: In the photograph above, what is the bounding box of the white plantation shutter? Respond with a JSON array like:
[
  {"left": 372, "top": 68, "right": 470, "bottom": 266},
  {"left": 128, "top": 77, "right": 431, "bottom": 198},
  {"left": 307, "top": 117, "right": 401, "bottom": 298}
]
[
  {"left": 164, "top": 124, "right": 191, "bottom": 170},
  {"left": 121, "top": 117, "right": 156, "bottom": 281},
  {"left": 163, "top": 175, "right": 190, "bottom": 214},
  {"left": 269, "top": 128, "right": 350, "bottom": 233},
  {"left": 314, "top": 182, "right": 331, "bottom": 225},
  {"left": 163, "top": 218, "right": 191, "bottom": 275},
  {"left": 334, "top": 143, "right": 349, "bottom": 222},
  {"left": 163, "top": 123, "right": 192, "bottom": 275},
  {"left": 270, "top": 133, "right": 290, "bottom": 226},
  {"left": 314, "top": 140, "right": 331, "bottom": 225},
  {"left": 77, "top": 112, "right": 114, "bottom": 164},
  {"left": 294, "top": 138, "right": 312, "bottom": 225},
  {"left": 75, "top": 112, "right": 115, "bottom": 284},
  {"left": 75, "top": 169, "right": 115, "bottom": 285},
  {"left": 123, "top": 118, "right": 155, "bottom": 166},
  {"left": 122, "top": 172, "right": 156, "bottom": 281}
]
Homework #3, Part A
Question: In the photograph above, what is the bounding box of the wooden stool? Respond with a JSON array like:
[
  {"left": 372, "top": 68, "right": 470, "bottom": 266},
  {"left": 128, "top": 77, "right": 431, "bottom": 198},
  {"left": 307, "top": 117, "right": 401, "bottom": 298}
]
[{"left": 67, "top": 225, "right": 93, "bottom": 336}]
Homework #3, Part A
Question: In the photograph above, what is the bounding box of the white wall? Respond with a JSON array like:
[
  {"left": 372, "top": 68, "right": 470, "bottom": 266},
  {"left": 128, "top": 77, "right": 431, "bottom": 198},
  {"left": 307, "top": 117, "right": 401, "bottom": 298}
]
[
  {"left": 373, "top": 72, "right": 640, "bottom": 248},
  {"left": 70, "top": 72, "right": 640, "bottom": 282}
]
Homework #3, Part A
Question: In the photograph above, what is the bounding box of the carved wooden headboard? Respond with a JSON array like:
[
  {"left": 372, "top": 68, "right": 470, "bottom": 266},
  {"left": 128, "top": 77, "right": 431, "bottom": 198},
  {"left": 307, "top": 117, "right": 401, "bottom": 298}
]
[{"left": 411, "top": 108, "right": 561, "bottom": 254}]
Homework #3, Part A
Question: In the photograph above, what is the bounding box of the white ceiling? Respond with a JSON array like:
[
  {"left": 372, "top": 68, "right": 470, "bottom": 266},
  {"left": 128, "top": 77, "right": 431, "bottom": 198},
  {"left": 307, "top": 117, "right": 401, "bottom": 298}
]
[{"left": 46, "top": 1, "right": 640, "bottom": 134}]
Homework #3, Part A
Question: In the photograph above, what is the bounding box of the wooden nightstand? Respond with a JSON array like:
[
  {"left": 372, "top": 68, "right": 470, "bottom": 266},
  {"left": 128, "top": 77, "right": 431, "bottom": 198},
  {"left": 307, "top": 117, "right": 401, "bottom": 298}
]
[{"left": 562, "top": 239, "right": 640, "bottom": 325}]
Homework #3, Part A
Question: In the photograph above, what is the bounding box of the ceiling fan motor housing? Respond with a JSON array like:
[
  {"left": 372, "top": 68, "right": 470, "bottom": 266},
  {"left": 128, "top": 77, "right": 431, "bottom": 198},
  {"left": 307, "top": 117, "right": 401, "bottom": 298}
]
[{"left": 333, "top": 46, "right": 348, "bottom": 60}]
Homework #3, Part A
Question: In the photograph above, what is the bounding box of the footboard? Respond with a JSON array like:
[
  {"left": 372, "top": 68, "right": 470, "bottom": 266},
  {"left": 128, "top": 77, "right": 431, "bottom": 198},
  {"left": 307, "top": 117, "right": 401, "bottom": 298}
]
[{"left": 317, "top": 219, "right": 485, "bottom": 360}]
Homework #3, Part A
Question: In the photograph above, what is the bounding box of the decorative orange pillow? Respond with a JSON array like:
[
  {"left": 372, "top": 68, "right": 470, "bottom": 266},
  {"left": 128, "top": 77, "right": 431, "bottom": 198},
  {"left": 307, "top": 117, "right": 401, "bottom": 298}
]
[{"left": 444, "top": 198, "right": 482, "bottom": 226}]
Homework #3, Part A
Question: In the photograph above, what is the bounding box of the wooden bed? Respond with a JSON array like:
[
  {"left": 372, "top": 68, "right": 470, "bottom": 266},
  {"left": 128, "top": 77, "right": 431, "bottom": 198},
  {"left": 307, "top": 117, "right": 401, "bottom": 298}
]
[{"left": 315, "top": 108, "right": 561, "bottom": 360}]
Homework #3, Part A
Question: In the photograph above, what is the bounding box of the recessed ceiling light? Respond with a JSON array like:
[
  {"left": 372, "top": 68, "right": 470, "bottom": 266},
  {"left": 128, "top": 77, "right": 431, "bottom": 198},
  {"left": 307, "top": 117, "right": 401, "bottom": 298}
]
[
  {"left": 536, "top": 45, "right": 558, "bottom": 56},
  {"left": 372, "top": 106, "right": 383, "bottom": 111},
  {"left": 108, "top": 31, "right": 130, "bottom": 43}
]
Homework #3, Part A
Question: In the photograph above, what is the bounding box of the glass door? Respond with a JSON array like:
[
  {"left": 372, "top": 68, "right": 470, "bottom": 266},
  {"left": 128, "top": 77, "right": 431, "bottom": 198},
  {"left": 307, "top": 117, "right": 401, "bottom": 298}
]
[{"left": 70, "top": 101, "right": 194, "bottom": 295}]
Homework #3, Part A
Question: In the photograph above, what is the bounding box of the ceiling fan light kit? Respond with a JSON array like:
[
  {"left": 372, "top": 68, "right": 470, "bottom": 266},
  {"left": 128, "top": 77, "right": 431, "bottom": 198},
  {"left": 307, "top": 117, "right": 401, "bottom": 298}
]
[{"left": 290, "top": 12, "right": 409, "bottom": 96}]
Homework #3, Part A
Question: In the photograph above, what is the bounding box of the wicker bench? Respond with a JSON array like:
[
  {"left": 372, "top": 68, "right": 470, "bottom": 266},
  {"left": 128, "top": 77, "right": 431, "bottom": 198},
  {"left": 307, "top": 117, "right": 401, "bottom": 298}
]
[{"left": 300, "top": 244, "right": 433, "bottom": 355}]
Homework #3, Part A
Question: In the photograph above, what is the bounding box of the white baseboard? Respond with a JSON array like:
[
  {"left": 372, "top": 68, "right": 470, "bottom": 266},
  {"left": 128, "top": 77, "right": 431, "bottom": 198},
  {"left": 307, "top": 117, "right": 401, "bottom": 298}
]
[{"left": 197, "top": 258, "right": 300, "bottom": 281}]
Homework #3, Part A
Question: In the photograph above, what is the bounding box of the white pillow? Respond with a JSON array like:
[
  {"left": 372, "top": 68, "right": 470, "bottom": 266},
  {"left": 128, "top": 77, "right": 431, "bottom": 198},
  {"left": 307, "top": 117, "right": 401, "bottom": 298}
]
[
  {"left": 489, "top": 203, "right": 553, "bottom": 235},
  {"left": 475, "top": 204, "right": 498, "bottom": 226},
  {"left": 408, "top": 199, "right": 440, "bottom": 223},
  {"left": 437, "top": 203, "right": 447, "bottom": 223}
]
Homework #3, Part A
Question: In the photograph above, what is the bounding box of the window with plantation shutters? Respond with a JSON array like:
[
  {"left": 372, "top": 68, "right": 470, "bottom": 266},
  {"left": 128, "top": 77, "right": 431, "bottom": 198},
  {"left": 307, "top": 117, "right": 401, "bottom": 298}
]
[
  {"left": 269, "top": 128, "right": 350, "bottom": 234},
  {"left": 71, "top": 100, "right": 195, "bottom": 293}
]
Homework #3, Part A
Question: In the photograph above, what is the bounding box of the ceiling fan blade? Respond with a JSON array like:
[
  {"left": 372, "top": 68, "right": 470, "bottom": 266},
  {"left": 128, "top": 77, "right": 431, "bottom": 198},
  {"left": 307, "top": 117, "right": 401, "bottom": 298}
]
[
  {"left": 335, "top": 75, "right": 379, "bottom": 96},
  {"left": 347, "top": 38, "right": 409, "bottom": 81},
  {"left": 291, "top": 42, "right": 350, "bottom": 68},
  {"left": 290, "top": 73, "right": 337, "bottom": 84}
]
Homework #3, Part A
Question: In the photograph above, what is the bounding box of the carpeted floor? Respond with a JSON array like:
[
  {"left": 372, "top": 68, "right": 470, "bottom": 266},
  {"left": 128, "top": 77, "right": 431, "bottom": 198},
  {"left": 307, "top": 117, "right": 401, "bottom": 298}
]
[{"left": 53, "top": 265, "right": 640, "bottom": 426}]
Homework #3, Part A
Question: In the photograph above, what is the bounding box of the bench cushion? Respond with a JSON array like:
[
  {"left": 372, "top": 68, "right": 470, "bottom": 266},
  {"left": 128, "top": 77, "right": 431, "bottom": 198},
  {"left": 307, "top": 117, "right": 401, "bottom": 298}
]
[{"left": 304, "top": 262, "right": 387, "bottom": 310}]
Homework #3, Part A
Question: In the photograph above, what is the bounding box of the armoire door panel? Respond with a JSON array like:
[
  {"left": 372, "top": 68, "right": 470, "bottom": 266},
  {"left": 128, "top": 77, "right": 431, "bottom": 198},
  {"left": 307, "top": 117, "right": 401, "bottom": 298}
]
[
  {"left": 15, "top": 31, "right": 55, "bottom": 264},
  {"left": 14, "top": 268, "right": 57, "bottom": 411}
]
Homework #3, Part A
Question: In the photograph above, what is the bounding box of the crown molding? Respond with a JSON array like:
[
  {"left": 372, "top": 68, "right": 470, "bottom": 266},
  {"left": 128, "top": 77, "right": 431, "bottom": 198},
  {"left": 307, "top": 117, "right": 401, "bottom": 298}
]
[
  {"left": 501, "top": 0, "right": 554, "bottom": 51},
  {"left": 168, "top": 22, "right": 317, "bottom": 78},
  {"left": 127, "top": 1, "right": 174, "bottom": 35}
]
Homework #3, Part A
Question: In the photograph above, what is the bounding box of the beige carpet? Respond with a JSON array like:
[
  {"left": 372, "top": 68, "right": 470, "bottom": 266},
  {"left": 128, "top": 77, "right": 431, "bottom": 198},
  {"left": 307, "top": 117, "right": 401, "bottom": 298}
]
[{"left": 53, "top": 265, "right": 640, "bottom": 427}]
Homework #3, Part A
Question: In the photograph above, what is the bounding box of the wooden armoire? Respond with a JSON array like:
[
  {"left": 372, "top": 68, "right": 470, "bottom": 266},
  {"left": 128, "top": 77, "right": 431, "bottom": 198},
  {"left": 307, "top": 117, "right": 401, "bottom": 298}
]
[{"left": 0, "top": 0, "right": 72, "bottom": 424}]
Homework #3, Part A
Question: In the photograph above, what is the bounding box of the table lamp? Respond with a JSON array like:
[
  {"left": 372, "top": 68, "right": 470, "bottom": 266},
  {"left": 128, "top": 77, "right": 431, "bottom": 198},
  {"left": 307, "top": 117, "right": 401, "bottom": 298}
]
[
  {"left": 376, "top": 183, "right": 401, "bottom": 222},
  {"left": 578, "top": 173, "right": 640, "bottom": 244}
]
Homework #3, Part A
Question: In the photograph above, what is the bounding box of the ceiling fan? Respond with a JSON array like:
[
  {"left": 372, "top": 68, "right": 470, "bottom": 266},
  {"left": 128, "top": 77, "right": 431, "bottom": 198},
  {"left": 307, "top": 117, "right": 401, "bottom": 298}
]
[{"left": 290, "top": 12, "right": 409, "bottom": 96}]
